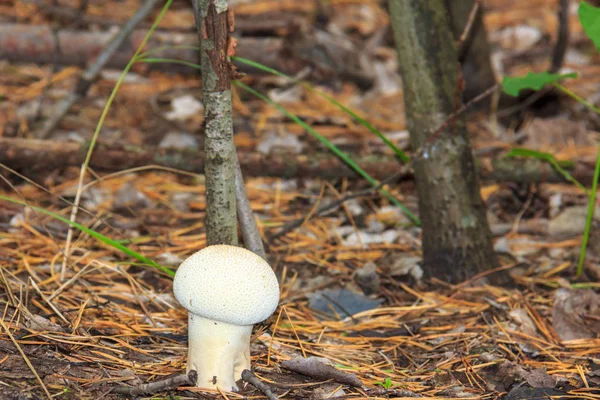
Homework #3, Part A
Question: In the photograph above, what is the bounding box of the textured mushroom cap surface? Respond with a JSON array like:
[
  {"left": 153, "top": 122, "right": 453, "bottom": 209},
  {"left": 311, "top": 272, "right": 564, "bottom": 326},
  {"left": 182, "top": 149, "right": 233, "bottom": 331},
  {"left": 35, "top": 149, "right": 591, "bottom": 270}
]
[{"left": 173, "top": 245, "right": 280, "bottom": 326}]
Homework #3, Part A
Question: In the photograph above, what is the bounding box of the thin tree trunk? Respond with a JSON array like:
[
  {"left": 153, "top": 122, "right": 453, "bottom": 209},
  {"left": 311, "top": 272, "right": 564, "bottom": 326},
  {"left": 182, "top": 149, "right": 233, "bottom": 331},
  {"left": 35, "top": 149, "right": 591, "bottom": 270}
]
[
  {"left": 445, "top": 0, "right": 497, "bottom": 102},
  {"left": 388, "top": 0, "right": 498, "bottom": 283},
  {"left": 192, "top": 0, "right": 237, "bottom": 246}
]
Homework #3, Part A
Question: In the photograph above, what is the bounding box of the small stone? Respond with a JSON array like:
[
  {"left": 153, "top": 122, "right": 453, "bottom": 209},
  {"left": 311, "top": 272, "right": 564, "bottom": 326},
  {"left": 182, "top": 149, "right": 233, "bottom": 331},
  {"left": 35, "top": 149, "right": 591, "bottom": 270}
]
[
  {"left": 492, "top": 25, "right": 542, "bottom": 50},
  {"left": 113, "top": 182, "right": 151, "bottom": 209},
  {"left": 343, "top": 230, "right": 399, "bottom": 246},
  {"left": 257, "top": 131, "right": 304, "bottom": 155},
  {"left": 165, "top": 94, "right": 204, "bottom": 121},
  {"left": 355, "top": 262, "right": 380, "bottom": 294},
  {"left": 159, "top": 132, "right": 199, "bottom": 149},
  {"left": 388, "top": 256, "right": 422, "bottom": 280}
]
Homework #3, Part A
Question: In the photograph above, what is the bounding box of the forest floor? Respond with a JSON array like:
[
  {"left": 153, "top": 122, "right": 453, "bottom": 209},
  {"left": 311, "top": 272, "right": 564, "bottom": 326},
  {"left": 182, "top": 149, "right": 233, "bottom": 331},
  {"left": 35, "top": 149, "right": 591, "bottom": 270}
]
[{"left": 1, "top": 0, "right": 600, "bottom": 399}]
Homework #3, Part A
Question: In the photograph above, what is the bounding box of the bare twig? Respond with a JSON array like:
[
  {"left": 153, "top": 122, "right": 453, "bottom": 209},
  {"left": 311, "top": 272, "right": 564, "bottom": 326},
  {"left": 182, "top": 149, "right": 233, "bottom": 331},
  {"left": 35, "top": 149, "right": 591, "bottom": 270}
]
[
  {"left": 235, "top": 158, "right": 266, "bottom": 259},
  {"left": 28, "top": 277, "right": 69, "bottom": 325},
  {"left": 280, "top": 356, "right": 363, "bottom": 388},
  {"left": 38, "top": 0, "right": 161, "bottom": 139},
  {"left": 496, "top": 87, "right": 548, "bottom": 117},
  {"left": 414, "top": 84, "right": 500, "bottom": 160},
  {"left": 270, "top": 172, "right": 403, "bottom": 241},
  {"left": 550, "top": 0, "right": 570, "bottom": 73},
  {"left": 73, "top": 0, "right": 90, "bottom": 28},
  {"left": 457, "top": 0, "right": 481, "bottom": 53},
  {"left": 112, "top": 371, "right": 197, "bottom": 396},
  {"left": 241, "top": 369, "right": 279, "bottom": 400}
]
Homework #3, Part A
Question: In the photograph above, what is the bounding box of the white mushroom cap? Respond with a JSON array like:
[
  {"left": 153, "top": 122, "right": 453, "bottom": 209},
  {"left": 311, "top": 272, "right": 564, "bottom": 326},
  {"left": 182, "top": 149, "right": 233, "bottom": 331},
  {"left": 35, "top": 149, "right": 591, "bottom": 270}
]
[
  {"left": 173, "top": 244, "right": 280, "bottom": 325},
  {"left": 172, "top": 245, "right": 280, "bottom": 391}
]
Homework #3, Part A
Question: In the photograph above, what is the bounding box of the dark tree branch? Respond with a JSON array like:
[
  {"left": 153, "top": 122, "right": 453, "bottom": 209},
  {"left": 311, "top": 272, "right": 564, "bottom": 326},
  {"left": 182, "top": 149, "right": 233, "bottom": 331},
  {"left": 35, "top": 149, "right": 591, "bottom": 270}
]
[
  {"left": 457, "top": 0, "right": 481, "bottom": 54},
  {"left": 415, "top": 84, "right": 500, "bottom": 160},
  {"left": 1, "top": 138, "right": 599, "bottom": 185},
  {"left": 241, "top": 369, "right": 279, "bottom": 400},
  {"left": 270, "top": 172, "right": 403, "bottom": 241},
  {"left": 112, "top": 371, "right": 197, "bottom": 396},
  {"left": 281, "top": 357, "right": 362, "bottom": 388},
  {"left": 550, "top": 0, "right": 570, "bottom": 73},
  {"left": 0, "top": 23, "right": 371, "bottom": 87}
]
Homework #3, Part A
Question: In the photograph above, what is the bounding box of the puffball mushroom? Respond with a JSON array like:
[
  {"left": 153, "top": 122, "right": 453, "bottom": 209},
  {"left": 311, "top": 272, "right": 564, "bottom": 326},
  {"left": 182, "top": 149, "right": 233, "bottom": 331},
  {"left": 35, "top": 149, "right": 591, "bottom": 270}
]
[{"left": 172, "top": 245, "right": 280, "bottom": 391}]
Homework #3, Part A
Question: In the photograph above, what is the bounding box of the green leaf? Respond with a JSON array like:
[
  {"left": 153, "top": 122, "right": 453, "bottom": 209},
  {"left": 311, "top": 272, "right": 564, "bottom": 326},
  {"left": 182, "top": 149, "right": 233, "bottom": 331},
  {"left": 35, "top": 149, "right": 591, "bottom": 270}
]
[
  {"left": 501, "top": 72, "right": 578, "bottom": 97},
  {"left": 373, "top": 377, "right": 396, "bottom": 389},
  {"left": 505, "top": 148, "right": 555, "bottom": 162},
  {"left": 579, "top": 1, "right": 600, "bottom": 52},
  {"left": 0, "top": 195, "right": 174, "bottom": 277}
]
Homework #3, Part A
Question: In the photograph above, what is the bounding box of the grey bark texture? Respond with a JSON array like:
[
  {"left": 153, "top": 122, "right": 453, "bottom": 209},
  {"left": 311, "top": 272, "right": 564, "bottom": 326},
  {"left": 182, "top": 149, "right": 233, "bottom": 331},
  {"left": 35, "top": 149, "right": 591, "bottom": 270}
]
[
  {"left": 388, "top": 0, "right": 498, "bottom": 283},
  {"left": 235, "top": 159, "right": 266, "bottom": 259},
  {"left": 192, "top": 0, "right": 238, "bottom": 246}
]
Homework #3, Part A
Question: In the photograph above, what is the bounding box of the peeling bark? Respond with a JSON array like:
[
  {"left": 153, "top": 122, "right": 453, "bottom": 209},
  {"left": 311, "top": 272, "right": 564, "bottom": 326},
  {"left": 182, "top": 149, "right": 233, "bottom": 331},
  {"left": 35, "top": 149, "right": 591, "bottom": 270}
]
[{"left": 193, "top": 0, "right": 238, "bottom": 246}]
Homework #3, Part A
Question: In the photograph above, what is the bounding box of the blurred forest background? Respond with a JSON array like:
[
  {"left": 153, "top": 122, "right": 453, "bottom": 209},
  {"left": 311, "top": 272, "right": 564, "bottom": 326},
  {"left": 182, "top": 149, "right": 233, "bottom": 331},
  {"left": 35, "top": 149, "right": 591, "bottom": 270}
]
[{"left": 1, "top": 0, "right": 600, "bottom": 399}]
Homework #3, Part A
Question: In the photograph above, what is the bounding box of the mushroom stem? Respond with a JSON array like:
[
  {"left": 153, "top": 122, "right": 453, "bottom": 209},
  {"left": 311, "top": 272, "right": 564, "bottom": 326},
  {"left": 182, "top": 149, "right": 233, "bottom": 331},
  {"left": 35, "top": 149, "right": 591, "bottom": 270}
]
[{"left": 187, "top": 314, "right": 252, "bottom": 391}]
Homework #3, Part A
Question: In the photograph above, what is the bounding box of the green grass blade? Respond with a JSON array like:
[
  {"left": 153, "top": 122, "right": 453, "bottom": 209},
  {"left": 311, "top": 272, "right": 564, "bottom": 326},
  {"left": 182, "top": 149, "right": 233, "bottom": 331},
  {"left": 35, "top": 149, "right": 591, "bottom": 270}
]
[
  {"left": 234, "top": 80, "right": 420, "bottom": 225},
  {"left": 60, "top": 0, "right": 174, "bottom": 277},
  {"left": 137, "top": 45, "right": 201, "bottom": 59},
  {"left": 136, "top": 55, "right": 419, "bottom": 224},
  {"left": 553, "top": 82, "right": 600, "bottom": 115},
  {"left": 84, "top": 0, "right": 173, "bottom": 179},
  {"left": 231, "top": 56, "right": 410, "bottom": 163},
  {"left": 505, "top": 148, "right": 588, "bottom": 194},
  {"left": 0, "top": 195, "right": 174, "bottom": 277},
  {"left": 136, "top": 57, "right": 202, "bottom": 70},
  {"left": 577, "top": 145, "right": 600, "bottom": 276}
]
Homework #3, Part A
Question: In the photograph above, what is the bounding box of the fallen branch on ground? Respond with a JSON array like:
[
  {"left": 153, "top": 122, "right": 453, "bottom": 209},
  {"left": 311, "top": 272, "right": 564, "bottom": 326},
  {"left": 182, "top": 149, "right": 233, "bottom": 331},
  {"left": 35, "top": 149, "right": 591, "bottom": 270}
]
[
  {"left": 111, "top": 370, "right": 197, "bottom": 396},
  {"left": 281, "top": 356, "right": 362, "bottom": 388},
  {"left": 1, "top": 137, "right": 598, "bottom": 185},
  {"left": 0, "top": 23, "right": 371, "bottom": 87},
  {"left": 241, "top": 369, "right": 279, "bottom": 400},
  {"left": 270, "top": 172, "right": 403, "bottom": 241}
]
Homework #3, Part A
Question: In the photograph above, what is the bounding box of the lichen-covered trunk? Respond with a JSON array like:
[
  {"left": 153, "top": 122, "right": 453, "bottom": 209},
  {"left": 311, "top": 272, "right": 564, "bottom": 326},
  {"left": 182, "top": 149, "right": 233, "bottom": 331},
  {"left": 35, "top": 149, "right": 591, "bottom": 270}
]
[
  {"left": 192, "top": 0, "right": 238, "bottom": 246},
  {"left": 445, "top": 0, "right": 497, "bottom": 102},
  {"left": 388, "top": 0, "right": 498, "bottom": 283}
]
